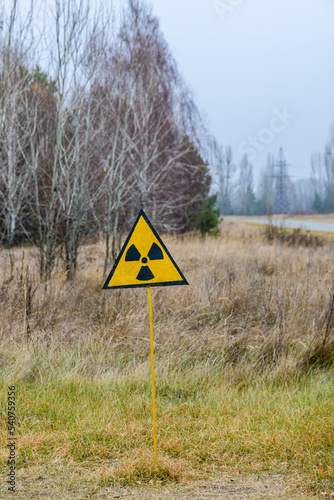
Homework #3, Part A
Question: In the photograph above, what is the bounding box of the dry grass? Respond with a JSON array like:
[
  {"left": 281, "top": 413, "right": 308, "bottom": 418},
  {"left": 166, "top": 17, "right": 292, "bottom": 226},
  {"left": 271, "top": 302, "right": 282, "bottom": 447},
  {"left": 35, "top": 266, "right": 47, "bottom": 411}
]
[
  {"left": 1, "top": 220, "right": 334, "bottom": 367},
  {"left": 0, "top": 220, "right": 334, "bottom": 496},
  {"left": 0, "top": 464, "right": 314, "bottom": 499}
]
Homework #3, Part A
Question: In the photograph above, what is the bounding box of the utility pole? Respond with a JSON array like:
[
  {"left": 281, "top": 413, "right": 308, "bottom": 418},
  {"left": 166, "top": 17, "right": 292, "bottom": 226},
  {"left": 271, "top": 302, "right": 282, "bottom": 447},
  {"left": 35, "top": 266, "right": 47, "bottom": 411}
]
[{"left": 272, "top": 147, "right": 291, "bottom": 214}]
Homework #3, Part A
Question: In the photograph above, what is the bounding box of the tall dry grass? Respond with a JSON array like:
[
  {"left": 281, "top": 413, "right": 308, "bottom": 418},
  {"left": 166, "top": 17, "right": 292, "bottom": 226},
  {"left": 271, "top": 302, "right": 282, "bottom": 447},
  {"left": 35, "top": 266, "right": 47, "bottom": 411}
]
[
  {"left": 0, "top": 220, "right": 334, "bottom": 494},
  {"left": 0, "top": 220, "right": 333, "bottom": 375}
]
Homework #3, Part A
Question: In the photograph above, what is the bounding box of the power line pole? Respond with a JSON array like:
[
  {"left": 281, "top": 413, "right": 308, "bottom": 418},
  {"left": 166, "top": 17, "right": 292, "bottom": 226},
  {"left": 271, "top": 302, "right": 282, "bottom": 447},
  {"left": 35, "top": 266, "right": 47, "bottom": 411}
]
[{"left": 272, "top": 147, "right": 291, "bottom": 214}]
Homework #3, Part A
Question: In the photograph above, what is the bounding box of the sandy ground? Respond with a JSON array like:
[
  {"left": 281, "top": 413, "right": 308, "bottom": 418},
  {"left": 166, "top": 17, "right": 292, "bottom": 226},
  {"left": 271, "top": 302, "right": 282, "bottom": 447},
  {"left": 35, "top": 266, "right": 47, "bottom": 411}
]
[{"left": 0, "top": 466, "right": 326, "bottom": 499}]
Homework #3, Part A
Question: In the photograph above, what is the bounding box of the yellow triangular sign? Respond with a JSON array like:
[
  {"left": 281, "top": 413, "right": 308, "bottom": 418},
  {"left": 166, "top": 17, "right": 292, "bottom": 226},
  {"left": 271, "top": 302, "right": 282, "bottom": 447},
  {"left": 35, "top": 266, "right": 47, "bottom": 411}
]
[{"left": 103, "top": 210, "right": 188, "bottom": 289}]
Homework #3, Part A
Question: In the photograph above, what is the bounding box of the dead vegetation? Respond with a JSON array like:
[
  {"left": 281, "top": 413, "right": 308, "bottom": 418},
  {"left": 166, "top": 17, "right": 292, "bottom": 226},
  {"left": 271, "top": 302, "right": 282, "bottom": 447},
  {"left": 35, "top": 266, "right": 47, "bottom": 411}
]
[
  {"left": 0, "top": 220, "right": 334, "bottom": 496},
  {"left": 0, "top": 220, "right": 334, "bottom": 374},
  {"left": 263, "top": 223, "right": 324, "bottom": 248}
]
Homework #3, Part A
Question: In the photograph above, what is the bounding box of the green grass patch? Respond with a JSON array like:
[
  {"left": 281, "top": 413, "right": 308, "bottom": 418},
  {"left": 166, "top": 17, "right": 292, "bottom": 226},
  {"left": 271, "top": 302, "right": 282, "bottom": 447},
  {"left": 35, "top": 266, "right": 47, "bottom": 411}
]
[{"left": 1, "top": 350, "right": 334, "bottom": 493}]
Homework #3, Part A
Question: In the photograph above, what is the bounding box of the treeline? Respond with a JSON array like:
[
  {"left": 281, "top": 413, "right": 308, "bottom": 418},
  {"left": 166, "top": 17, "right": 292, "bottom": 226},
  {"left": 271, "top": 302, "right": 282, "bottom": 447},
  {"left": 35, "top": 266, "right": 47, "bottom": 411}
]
[
  {"left": 309, "top": 124, "right": 334, "bottom": 213},
  {"left": 213, "top": 122, "right": 334, "bottom": 216},
  {"left": 0, "top": 0, "right": 216, "bottom": 280},
  {"left": 212, "top": 142, "right": 278, "bottom": 216}
]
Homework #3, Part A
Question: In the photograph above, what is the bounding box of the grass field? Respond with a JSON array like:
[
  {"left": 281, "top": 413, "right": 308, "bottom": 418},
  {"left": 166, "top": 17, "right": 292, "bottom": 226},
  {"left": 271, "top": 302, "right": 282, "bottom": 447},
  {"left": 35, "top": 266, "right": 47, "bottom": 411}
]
[{"left": 1, "top": 219, "right": 334, "bottom": 498}]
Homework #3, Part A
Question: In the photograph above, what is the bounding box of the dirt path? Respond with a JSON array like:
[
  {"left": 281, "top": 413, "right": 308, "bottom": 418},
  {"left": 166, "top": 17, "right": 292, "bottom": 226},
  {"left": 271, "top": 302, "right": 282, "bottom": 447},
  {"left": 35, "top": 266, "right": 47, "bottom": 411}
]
[{"left": 0, "top": 467, "right": 323, "bottom": 499}]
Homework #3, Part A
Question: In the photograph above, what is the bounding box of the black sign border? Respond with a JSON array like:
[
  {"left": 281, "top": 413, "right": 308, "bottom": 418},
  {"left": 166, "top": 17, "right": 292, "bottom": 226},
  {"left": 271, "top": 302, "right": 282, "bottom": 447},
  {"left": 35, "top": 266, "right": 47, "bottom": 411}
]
[{"left": 102, "top": 209, "right": 189, "bottom": 290}]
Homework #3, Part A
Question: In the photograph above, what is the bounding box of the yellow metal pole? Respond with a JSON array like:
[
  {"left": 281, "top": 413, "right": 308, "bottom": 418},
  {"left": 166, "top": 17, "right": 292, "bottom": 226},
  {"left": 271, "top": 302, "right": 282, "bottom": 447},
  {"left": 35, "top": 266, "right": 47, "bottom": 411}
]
[{"left": 147, "top": 287, "right": 158, "bottom": 468}]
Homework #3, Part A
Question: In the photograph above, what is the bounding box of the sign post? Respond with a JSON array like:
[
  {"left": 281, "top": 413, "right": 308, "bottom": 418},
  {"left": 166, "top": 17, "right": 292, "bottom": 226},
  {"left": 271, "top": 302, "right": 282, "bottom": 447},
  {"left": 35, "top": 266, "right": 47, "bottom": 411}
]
[
  {"left": 147, "top": 287, "right": 157, "bottom": 467},
  {"left": 103, "top": 209, "right": 188, "bottom": 467}
]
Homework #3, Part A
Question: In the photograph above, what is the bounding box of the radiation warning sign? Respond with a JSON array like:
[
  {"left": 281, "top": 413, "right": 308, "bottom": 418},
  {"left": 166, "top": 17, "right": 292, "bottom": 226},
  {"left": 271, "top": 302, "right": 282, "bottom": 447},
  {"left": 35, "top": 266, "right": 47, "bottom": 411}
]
[{"left": 103, "top": 209, "right": 188, "bottom": 289}]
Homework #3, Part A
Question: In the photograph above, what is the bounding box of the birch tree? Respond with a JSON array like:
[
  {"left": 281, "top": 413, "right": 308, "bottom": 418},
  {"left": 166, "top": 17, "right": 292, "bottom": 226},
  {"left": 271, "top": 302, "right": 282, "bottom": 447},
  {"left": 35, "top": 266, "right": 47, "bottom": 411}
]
[
  {"left": 0, "top": 0, "right": 215, "bottom": 279},
  {"left": 23, "top": 0, "right": 109, "bottom": 280},
  {"left": 238, "top": 154, "right": 256, "bottom": 215},
  {"left": 212, "top": 142, "right": 236, "bottom": 215},
  {"left": 119, "top": 0, "right": 208, "bottom": 232},
  {"left": 257, "top": 154, "right": 275, "bottom": 215},
  {"left": 0, "top": 0, "right": 36, "bottom": 272}
]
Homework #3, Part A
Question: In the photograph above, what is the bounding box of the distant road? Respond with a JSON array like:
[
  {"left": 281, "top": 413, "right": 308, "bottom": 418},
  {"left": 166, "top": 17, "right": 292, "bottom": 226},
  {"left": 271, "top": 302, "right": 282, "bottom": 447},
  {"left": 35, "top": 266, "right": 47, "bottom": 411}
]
[{"left": 250, "top": 219, "right": 334, "bottom": 233}]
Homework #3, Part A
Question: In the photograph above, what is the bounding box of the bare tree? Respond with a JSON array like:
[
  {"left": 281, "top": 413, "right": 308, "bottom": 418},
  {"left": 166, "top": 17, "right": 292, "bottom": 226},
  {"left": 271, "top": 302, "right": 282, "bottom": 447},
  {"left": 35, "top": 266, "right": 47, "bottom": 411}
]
[
  {"left": 93, "top": 11, "right": 142, "bottom": 269},
  {"left": 294, "top": 179, "right": 313, "bottom": 213},
  {"left": 22, "top": 0, "right": 110, "bottom": 280},
  {"left": 323, "top": 126, "right": 334, "bottom": 212},
  {"left": 212, "top": 142, "right": 236, "bottom": 215},
  {"left": 120, "top": 0, "right": 207, "bottom": 230},
  {"left": 257, "top": 154, "right": 275, "bottom": 215},
  {"left": 92, "top": 0, "right": 208, "bottom": 268},
  {"left": 0, "top": 0, "right": 36, "bottom": 273},
  {"left": 237, "top": 154, "right": 256, "bottom": 215},
  {"left": 309, "top": 123, "right": 334, "bottom": 213},
  {"left": 0, "top": 0, "right": 213, "bottom": 280}
]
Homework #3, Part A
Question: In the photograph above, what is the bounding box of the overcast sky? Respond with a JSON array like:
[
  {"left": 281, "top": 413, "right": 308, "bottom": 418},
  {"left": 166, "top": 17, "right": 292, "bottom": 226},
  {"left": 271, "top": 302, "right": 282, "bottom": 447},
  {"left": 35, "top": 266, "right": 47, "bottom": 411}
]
[
  {"left": 12, "top": 0, "right": 334, "bottom": 182},
  {"left": 148, "top": 0, "right": 334, "bottom": 181}
]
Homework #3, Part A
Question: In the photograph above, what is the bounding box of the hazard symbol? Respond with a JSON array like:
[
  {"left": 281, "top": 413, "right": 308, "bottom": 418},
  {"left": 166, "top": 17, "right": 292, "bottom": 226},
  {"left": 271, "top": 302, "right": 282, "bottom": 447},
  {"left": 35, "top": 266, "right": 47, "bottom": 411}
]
[{"left": 103, "top": 210, "right": 188, "bottom": 289}]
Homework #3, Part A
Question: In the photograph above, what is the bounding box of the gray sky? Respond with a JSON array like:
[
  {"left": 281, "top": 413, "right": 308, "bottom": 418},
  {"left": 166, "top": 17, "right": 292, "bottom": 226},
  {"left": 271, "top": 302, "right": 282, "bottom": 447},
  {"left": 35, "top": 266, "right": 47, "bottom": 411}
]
[
  {"left": 149, "top": 0, "right": 334, "bottom": 181},
  {"left": 12, "top": 0, "right": 334, "bottom": 182}
]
